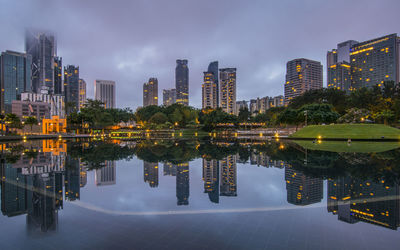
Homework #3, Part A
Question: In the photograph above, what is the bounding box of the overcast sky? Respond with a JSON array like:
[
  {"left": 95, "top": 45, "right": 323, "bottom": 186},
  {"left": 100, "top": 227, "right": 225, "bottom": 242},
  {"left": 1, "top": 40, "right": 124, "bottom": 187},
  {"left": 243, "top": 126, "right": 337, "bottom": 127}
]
[{"left": 1, "top": 0, "right": 399, "bottom": 109}]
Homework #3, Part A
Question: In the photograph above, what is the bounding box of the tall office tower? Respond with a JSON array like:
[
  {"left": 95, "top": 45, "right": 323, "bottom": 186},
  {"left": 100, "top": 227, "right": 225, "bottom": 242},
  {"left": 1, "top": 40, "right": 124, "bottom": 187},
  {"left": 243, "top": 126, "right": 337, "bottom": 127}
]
[
  {"left": 219, "top": 68, "right": 237, "bottom": 114},
  {"left": 162, "top": 89, "right": 176, "bottom": 106},
  {"left": 219, "top": 155, "right": 237, "bottom": 197},
  {"left": 176, "top": 163, "right": 189, "bottom": 205},
  {"left": 95, "top": 161, "right": 116, "bottom": 186},
  {"left": 0, "top": 51, "right": 32, "bottom": 114},
  {"left": 327, "top": 40, "right": 358, "bottom": 91},
  {"left": 64, "top": 65, "right": 79, "bottom": 114},
  {"left": 235, "top": 100, "right": 248, "bottom": 115},
  {"left": 202, "top": 159, "right": 219, "bottom": 203},
  {"left": 350, "top": 34, "right": 400, "bottom": 89},
  {"left": 175, "top": 59, "right": 189, "bottom": 106},
  {"left": 94, "top": 79, "right": 116, "bottom": 108},
  {"left": 144, "top": 161, "right": 158, "bottom": 188},
  {"left": 54, "top": 56, "right": 62, "bottom": 94},
  {"left": 284, "top": 58, "right": 323, "bottom": 105},
  {"left": 327, "top": 177, "right": 358, "bottom": 224},
  {"left": 208, "top": 61, "right": 219, "bottom": 106},
  {"left": 285, "top": 166, "right": 323, "bottom": 206},
  {"left": 25, "top": 29, "right": 56, "bottom": 93},
  {"left": 78, "top": 78, "right": 86, "bottom": 110},
  {"left": 202, "top": 72, "right": 218, "bottom": 109},
  {"left": 143, "top": 78, "right": 158, "bottom": 107}
]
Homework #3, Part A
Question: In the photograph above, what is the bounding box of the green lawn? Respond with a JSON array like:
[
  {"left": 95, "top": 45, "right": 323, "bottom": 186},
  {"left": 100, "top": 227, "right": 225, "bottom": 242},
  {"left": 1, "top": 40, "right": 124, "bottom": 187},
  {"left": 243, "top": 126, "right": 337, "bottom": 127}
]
[
  {"left": 290, "top": 124, "right": 400, "bottom": 140},
  {"left": 293, "top": 140, "right": 400, "bottom": 153}
]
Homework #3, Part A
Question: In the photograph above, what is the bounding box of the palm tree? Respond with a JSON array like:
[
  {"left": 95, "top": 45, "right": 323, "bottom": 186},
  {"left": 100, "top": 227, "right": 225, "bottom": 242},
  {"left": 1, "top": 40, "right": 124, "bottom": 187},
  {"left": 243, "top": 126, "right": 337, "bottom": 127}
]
[{"left": 25, "top": 116, "right": 38, "bottom": 134}]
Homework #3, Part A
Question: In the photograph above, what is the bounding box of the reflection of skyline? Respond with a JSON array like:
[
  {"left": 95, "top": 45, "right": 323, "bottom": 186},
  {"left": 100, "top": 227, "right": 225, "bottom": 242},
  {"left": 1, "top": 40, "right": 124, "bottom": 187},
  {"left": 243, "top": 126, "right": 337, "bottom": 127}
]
[
  {"left": 285, "top": 165, "right": 323, "bottom": 206},
  {"left": 220, "top": 155, "right": 237, "bottom": 197},
  {"left": 203, "top": 159, "right": 219, "bottom": 203},
  {"left": 176, "top": 163, "right": 189, "bottom": 205},
  {"left": 328, "top": 176, "right": 400, "bottom": 230},
  {"left": 95, "top": 161, "right": 116, "bottom": 186},
  {"left": 143, "top": 161, "right": 158, "bottom": 188}
]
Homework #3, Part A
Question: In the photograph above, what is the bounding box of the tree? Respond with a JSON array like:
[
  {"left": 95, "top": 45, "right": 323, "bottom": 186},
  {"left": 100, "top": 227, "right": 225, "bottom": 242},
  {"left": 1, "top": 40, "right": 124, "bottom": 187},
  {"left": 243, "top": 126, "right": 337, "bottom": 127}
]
[
  {"left": 297, "top": 104, "right": 339, "bottom": 125},
  {"left": 238, "top": 107, "right": 250, "bottom": 122},
  {"left": 25, "top": 116, "right": 38, "bottom": 133},
  {"left": 5, "top": 113, "right": 23, "bottom": 133},
  {"left": 149, "top": 112, "right": 168, "bottom": 124},
  {"left": 338, "top": 108, "right": 371, "bottom": 124},
  {"left": 278, "top": 108, "right": 300, "bottom": 128}
]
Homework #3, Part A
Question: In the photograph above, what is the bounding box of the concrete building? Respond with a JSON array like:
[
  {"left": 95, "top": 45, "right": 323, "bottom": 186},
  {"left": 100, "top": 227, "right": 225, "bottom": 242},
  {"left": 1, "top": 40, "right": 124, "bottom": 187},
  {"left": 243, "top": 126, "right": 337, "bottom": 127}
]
[
  {"left": 350, "top": 34, "right": 400, "bottom": 89},
  {"left": 219, "top": 155, "right": 237, "bottom": 197},
  {"left": 25, "top": 29, "right": 57, "bottom": 93},
  {"left": 327, "top": 40, "right": 358, "bottom": 91},
  {"left": 163, "top": 89, "right": 176, "bottom": 106},
  {"left": 11, "top": 100, "right": 51, "bottom": 121},
  {"left": 235, "top": 100, "right": 248, "bottom": 115},
  {"left": 64, "top": 65, "right": 79, "bottom": 114},
  {"left": 0, "top": 50, "right": 32, "bottom": 114},
  {"left": 219, "top": 68, "right": 236, "bottom": 114},
  {"left": 94, "top": 79, "right": 116, "bottom": 108},
  {"left": 143, "top": 78, "right": 158, "bottom": 107},
  {"left": 79, "top": 79, "right": 86, "bottom": 110},
  {"left": 202, "top": 71, "right": 218, "bottom": 109},
  {"left": 21, "top": 92, "right": 65, "bottom": 118},
  {"left": 284, "top": 58, "right": 323, "bottom": 105},
  {"left": 54, "top": 56, "right": 62, "bottom": 95},
  {"left": 175, "top": 59, "right": 189, "bottom": 106}
]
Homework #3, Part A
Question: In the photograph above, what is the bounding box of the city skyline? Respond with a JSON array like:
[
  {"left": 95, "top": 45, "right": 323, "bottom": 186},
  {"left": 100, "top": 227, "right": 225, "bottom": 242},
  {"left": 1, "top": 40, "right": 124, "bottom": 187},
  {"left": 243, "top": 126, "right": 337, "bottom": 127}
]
[{"left": 1, "top": 0, "right": 399, "bottom": 110}]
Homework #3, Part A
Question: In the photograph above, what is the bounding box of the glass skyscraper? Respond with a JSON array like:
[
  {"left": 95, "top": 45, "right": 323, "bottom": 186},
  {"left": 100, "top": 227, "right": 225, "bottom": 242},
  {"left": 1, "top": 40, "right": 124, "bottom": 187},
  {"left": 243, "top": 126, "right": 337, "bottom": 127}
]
[
  {"left": 64, "top": 65, "right": 80, "bottom": 114},
  {"left": 175, "top": 59, "right": 189, "bottom": 106},
  {"left": 0, "top": 50, "right": 32, "bottom": 114}
]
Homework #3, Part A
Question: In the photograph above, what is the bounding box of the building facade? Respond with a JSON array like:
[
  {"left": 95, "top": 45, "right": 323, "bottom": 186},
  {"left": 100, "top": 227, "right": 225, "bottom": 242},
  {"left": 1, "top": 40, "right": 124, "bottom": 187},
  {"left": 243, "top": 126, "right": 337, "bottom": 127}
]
[
  {"left": 219, "top": 68, "right": 236, "bottom": 114},
  {"left": 162, "top": 89, "right": 176, "bottom": 106},
  {"left": 64, "top": 65, "right": 79, "bottom": 114},
  {"left": 284, "top": 58, "right": 323, "bottom": 105},
  {"left": 94, "top": 80, "right": 116, "bottom": 109},
  {"left": 0, "top": 50, "right": 32, "bottom": 114},
  {"left": 78, "top": 79, "right": 86, "bottom": 110},
  {"left": 54, "top": 56, "right": 62, "bottom": 94},
  {"left": 25, "top": 29, "right": 56, "bottom": 93},
  {"left": 175, "top": 59, "right": 189, "bottom": 106},
  {"left": 202, "top": 71, "right": 218, "bottom": 109},
  {"left": 350, "top": 34, "right": 400, "bottom": 89},
  {"left": 143, "top": 78, "right": 158, "bottom": 107},
  {"left": 21, "top": 92, "right": 65, "bottom": 118},
  {"left": 11, "top": 100, "right": 51, "bottom": 120},
  {"left": 235, "top": 100, "right": 248, "bottom": 115}
]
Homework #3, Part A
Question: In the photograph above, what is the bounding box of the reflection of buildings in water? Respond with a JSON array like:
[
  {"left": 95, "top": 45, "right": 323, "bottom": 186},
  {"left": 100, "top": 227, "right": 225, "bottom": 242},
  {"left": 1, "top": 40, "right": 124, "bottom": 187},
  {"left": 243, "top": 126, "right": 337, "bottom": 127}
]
[
  {"left": 328, "top": 177, "right": 400, "bottom": 230},
  {"left": 249, "top": 151, "right": 286, "bottom": 169},
  {"left": 176, "top": 163, "right": 189, "bottom": 205},
  {"left": 95, "top": 161, "right": 116, "bottom": 186},
  {"left": 79, "top": 162, "right": 87, "bottom": 188},
  {"left": 202, "top": 159, "right": 219, "bottom": 203},
  {"left": 220, "top": 155, "right": 237, "bottom": 197},
  {"left": 285, "top": 166, "right": 323, "bottom": 206},
  {"left": 143, "top": 161, "right": 158, "bottom": 188},
  {"left": 65, "top": 156, "right": 81, "bottom": 201},
  {"left": 163, "top": 162, "right": 176, "bottom": 176},
  {"left": 1, "top": 163, "right": 28, "bottom": 217}
]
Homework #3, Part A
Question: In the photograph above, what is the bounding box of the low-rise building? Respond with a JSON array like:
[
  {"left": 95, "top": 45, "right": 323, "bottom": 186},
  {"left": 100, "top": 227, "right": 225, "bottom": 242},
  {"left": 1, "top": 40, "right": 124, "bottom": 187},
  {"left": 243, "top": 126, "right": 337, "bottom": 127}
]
[{"left": 12, "top": 100, "right": 51, "bottom": 121}]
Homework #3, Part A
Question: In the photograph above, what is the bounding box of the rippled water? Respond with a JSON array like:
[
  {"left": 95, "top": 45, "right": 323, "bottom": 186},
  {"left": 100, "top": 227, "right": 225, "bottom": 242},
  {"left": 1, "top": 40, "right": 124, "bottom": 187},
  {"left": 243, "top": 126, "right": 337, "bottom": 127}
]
[{"left": 0, "top": 139, "right": 399, "bottom": 249}]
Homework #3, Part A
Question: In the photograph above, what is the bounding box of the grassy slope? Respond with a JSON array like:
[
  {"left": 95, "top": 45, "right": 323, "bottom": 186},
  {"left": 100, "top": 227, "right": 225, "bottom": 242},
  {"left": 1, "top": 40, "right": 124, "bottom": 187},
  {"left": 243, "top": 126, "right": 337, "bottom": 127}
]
[
  {"left": 293, "top": 140, "right": 400, "bottom": 153},
  {"left": 290, "top": 124, "right": 400, "bottom": 140}
]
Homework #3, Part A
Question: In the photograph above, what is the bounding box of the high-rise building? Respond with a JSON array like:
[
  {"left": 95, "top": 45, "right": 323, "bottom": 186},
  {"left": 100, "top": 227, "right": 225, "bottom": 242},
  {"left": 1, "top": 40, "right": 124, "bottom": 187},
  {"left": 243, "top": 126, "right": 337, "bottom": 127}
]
[
  {"left": 235, "top": 100, "right": 248, "bottom": 115},
  {"left": 285, "top": 166, "right": 323, "bottom": 206},
  {"left": 220, "top": 155, "right": 237, "bottom": 196},
  {"left": 64, "top": 65, "right": 79, "bottom": 114},
  {"left": 219, "top": 68, "right": 236, "bottom": 114},
  {"left": 163, "top": 162, "right": 177, "bottom": 176},
  {"left": 144, "top": 161, "right": 158, "bottom": 188},
  {"left": 64, "top": 156, "right": 80, "bottom": 201},
  {"left": 95, "top": 161, "right": 116, "bottom": 186},
  {"left": 176, "top": 163, "right": 189, "bottom": 205},
  {"left": 79, "top": 79, "right": 86, "bottom": 110},
  {"left": 175, "top": 59, "right": 189, "bottom": 106},
  {"left": 350, "top": 34, "right": 400, "bottom": 89},
  {"left": 327, "top": 40, "right": 358, "bottom": 91},
  {"left": 284, "top": 58, "right": 323, "bottom": 104},
  {"left": 94, "top": 79, "right": 116, "bottom": 108},
  {"left": 54, "top": 56, "right": 62, "bottom": 94},
  {"left": 163, "top": 89, "right": 176, "bottom": 106},
  {"left": 25, "top": 29, "right": 56, "bottom": 93},
  {"left": 143, "top": 78, "right": 158, "bottom": 107},
  {"left": 1, "top": 164, "right": 28, "bottom": 217},
  {"left": 0, "top": 50, "right": 32, "bottom": 114},
  {"left": 202, "top": 72, "right": 218, "bottom": 109}
]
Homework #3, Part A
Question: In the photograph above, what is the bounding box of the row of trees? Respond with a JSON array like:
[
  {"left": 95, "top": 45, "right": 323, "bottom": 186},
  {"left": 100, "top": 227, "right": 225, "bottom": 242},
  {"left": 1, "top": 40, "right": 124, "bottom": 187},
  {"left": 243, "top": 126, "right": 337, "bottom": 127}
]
[{"left": 0, "top": 114, "right": 38, "bottom": 134}]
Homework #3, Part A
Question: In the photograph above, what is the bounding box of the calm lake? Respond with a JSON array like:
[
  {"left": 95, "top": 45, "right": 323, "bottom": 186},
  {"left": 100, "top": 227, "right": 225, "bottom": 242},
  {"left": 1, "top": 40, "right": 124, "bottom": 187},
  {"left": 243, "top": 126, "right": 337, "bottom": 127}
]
[{"left": 0, "top": 139, "right": 399, "bottom": 249}]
